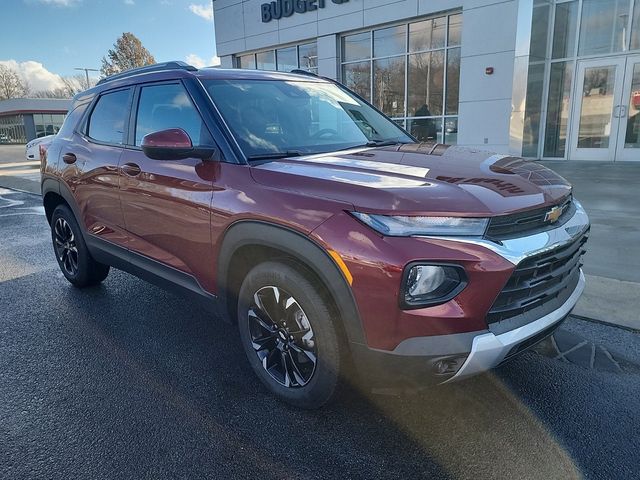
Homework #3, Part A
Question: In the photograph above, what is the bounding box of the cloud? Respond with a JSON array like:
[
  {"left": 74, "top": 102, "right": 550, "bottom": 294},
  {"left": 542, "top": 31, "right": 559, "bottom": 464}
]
[
  {"left": 124, "top": 0, "right": 134, "bottom": 4},
  {"left": 188, "top": 3, "right": 213, "bottom": 21},
  {"left": 185, "top": 54, "right": 221, "bottom": 69},
  {"left": 0, "top": 60, "right": 65, "bottom": 93}
]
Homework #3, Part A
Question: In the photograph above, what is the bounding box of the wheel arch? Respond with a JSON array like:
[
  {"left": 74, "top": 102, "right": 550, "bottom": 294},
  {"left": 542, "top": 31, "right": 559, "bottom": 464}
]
[
  {"left": 42, "top": 180, "right": 84, "bottom": 229},
  {"left": 217, "top": 220, "right": 366, "bottom": 346}
]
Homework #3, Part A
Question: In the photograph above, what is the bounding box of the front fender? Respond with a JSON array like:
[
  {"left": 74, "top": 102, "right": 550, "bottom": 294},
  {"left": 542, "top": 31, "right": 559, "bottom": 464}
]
[{"left": 216, "top": 220, "right": 366, "bottom": 346}]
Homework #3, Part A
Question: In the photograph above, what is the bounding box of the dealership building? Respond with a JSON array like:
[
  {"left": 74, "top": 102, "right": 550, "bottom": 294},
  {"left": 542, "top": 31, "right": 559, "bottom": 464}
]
[
  {"left": 213, "top": 0, "right": 640, "bottom": 161},
  {"left": 0, "top": 98, "right": 70, "bottom": 144}
]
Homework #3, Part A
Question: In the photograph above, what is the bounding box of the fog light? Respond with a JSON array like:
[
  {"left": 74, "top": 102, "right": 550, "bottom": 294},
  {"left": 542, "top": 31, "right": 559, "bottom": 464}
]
[
  {"left": 432, "top": 355, "right": 467, "bottom": 376},
  {"left": 401, "top": 264, "right": 466, "bottom": 308}
]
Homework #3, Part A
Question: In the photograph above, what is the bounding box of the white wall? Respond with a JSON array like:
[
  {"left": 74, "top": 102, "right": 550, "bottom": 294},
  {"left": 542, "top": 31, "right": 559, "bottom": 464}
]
[{"left": 213, "top": 0, "right": 524, "bottom": 153}]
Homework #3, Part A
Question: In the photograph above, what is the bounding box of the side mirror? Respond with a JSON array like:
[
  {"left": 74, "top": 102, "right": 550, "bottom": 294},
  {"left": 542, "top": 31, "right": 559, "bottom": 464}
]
[{"left": 141, "top": 128, "right": 217, "bottom": 161}]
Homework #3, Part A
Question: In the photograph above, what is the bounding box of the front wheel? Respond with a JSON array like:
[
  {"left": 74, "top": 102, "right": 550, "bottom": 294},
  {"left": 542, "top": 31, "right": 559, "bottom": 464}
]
[
  {"left": 237, "top": 262, "right": 342, "bottom": 409},
  {"left": 50, "top": 204, "right": 110, "bottom": 287}
]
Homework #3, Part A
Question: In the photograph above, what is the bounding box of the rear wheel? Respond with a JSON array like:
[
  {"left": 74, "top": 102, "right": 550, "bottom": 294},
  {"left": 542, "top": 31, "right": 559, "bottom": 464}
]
[
  {"left": 237, "top": 262, "right": 341, "bottom": 409},
  {"left": 51, "top": 204, "right": 110, "bottom": 287}
]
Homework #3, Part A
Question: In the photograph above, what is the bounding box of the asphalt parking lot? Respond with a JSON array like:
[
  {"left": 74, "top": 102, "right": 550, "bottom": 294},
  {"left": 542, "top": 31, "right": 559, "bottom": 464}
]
[{"left": 1, "top": 188, "right": 640, "bottom": 479}]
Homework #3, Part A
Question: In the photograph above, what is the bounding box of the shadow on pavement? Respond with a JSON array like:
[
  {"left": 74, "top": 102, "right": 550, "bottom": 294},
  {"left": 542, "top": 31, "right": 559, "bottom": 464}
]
[{"left": 0, "top": 267, "right": 595, "bottom": 479}]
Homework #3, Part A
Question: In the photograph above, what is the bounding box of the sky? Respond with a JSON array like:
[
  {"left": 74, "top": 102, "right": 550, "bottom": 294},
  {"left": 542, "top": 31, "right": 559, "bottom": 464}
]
[{"left": 0, "top": 0, "right": 219, "bottom": 92}]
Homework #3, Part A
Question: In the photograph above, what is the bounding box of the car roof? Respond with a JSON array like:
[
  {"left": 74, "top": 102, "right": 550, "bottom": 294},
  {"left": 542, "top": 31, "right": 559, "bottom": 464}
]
[
  {"left": 72, "top": 65, "right": 327, "bottom": 109},
  {"left": 195, "top": 68, "right": 326, "bottom": 82}
]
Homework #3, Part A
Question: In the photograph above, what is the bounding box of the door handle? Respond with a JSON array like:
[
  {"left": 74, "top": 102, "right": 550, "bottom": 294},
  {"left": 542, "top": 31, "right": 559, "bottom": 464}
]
[
  {"left": 613, "top": 105, "right": 621, "bottom": 118},
  {"left": 619, "top": 105, "right": 628, "bottom": 118},
  {"left": 62, "top": 153, "right": 77, "bottom": 164},
  {"left": 121, "top": 162, "right": 142, "bottom": 177}
]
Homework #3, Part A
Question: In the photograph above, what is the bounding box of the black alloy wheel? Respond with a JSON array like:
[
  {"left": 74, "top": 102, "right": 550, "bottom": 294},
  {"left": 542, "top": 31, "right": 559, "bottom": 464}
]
[
  {"left": 50, "top": 204, "right": 110, "bottom": 287},
  {"left": 53, "top": 217, "right": 79, "bottom": 276},
  {"left": 248, "top": 285, "right": 318, "bottom": 388},
  {"left": 237, "top": 261, "right": 342, "bottom": 409}
]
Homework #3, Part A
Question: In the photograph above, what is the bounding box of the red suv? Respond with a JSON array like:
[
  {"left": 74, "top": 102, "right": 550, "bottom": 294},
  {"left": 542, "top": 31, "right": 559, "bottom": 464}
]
[{"left": 41, "top": 62, "right": 589, "bottom": 408}]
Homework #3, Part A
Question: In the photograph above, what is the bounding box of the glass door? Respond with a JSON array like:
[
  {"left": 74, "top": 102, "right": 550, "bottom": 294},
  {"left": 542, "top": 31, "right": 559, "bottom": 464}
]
[
  {"left": 615, "top": 56, "right": 640, "bottom": 161},
  {"left": 569, "top": 57, "right": 626, "bottom": 161}
]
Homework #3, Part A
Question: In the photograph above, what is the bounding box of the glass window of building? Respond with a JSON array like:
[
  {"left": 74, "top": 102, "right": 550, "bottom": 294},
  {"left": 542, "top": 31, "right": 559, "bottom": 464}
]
[
  {"left": 631, "top": 0, "right": 640, "bottom": 50},
  {"left": 374, "top": 25, "right": 406, "bottom": 57},
  {"left": 342, "top": 32, "right": 370, "bottom": 62},
  {"left": 298, "top": 42, "right": 318, "bottom": 73},
  {"left": 521, "top": 0, "right": 640, "bottom": 158},
  {"left": 236, "top": 41, "right": 318, "bottom": 73},
  {"left": 256, "top": 50, "right": 276, "bottom": 71},
  {"left": 578, "top": 0, "right": 631, "bottom": 56},
  {"left": 0, "top": 115, "right": 26, "bottom": 144},
  {"left": 341, "top": 12, "right": 462, "bottom": 144},
  {"left": 34, "top": 113, "right": 66, "bottom": 138},
  {"left": 552, "top": 1, "right": 579, "bottom": 59},
  {"left": 276, "top": 46, "right": 298, "bottom": 72},
  {"left": 238, "top": 53, "right": 256, "bottom": 69},
  {"left": 544, "top": 62, "right": 574, "bottom": 157}
]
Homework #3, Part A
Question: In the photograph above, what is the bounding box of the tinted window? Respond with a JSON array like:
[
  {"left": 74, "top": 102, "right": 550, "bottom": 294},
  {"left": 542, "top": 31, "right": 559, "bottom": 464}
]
[
  {"left": 88, "top": 89, "right": 130, "bottom": 144},
  {"left": 135, "top": 83, "right": 208, "bottom": 146},
  {"left": 58, "top": 103, "right": 88, "bottom": 141},
  {"left": 204, "top": 79, "right": 411, "bottom": 158}
]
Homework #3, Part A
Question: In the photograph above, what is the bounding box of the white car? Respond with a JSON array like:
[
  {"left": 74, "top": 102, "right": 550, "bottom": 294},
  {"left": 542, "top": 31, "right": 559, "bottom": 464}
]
[{"left": 25, "top": 135, "right": 55, "bottom": 160}]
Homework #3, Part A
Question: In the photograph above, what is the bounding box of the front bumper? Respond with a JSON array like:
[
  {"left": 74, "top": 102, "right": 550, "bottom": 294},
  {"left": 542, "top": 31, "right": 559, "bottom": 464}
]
[
  {"left": 347, "top": 201, "right": 589, "bottom": 386},
  {"left": 444, "top": 269, "right": 585, "bottom": 382}
]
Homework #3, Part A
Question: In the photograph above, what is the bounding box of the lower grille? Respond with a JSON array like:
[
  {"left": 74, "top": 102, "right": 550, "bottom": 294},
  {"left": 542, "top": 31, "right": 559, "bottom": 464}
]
[{"left": 487, "top": 231, "right": 588, "bottom": 324}]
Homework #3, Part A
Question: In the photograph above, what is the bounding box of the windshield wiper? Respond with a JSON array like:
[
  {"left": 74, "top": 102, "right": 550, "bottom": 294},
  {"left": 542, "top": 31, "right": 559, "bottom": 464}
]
[
  {"left": 365, "top": 140, "right": 405, "bottom": 147},
  {"left": 247, "top": 150, "right": 304, "bottom": 161},
  {"left": 336, "top": 140, "right": 405, "bottom": 151}
]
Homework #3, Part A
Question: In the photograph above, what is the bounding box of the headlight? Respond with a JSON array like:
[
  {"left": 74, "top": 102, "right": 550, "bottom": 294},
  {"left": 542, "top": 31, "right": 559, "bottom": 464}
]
[
  {"left": 401, "top": 264, "right": 466, "bottom": 308},
  {"left": 351, "top": 212, "right": 489, "bottom": 237}
]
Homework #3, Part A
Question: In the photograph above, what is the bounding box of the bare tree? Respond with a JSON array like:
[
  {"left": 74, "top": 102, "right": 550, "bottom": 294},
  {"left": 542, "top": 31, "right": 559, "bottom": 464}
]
[
  {"left": 100, "top": 32, "right": 156, "bottom": 77},
  {"left": 31, "top": 88, "right": 70, "bottom": 99},
  {"left": 0, "top": 65, "right": 29, "bottom": 100},
  {"left": 61, "top": 73, "right": 93, "bottom": 96}
]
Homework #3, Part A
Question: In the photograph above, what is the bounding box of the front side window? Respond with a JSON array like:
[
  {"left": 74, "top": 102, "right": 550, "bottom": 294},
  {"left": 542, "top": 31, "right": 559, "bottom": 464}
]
[
  {"left": 204, "top": 79, "right": 412, "bottom": 158},
  {"left": 134, "top": 83, "right": 209, "bottom": 146},
  {"left": 87, "top": 89, "right": 131, "bottom": 144}
]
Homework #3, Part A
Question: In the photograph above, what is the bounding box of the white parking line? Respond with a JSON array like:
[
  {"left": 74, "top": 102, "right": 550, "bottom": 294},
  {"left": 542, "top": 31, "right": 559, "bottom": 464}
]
[
  {"left": 0, "top": 169, "right": 40, "bottom": 176},
  {"left": 0, "top": 161, "right": 40, "bottom": 168}
]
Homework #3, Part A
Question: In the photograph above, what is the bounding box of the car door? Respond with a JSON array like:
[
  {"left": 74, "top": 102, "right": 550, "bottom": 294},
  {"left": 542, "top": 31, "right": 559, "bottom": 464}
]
[
  {"left": 60, "top": 87, "right": 132, "bottom": 249},
  {"left": 118, "top": 80, "right": 218, "bottom": 290}
]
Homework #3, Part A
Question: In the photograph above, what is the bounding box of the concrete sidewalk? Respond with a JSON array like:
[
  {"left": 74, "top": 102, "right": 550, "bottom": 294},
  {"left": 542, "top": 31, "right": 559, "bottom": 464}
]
[
  {"left": 0, "top": 145, "right": 40, "bottom": 194},
  {"left": 542, "top": 161, "right": 640, "bottom": 330},
  {"left": 0, "top": 145, "right": 637, "bottom": 329}
]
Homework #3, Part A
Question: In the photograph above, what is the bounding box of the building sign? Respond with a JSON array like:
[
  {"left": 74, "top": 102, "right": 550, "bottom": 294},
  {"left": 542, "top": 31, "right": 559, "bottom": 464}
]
[{"left": 261, "top": 0, "right": 348, "bottom": 22}]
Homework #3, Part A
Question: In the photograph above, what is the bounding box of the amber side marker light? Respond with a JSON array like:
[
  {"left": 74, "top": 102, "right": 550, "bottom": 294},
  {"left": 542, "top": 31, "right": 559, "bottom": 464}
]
[{"left": 328, "top": 249, "right": 353, "bottom": 286}]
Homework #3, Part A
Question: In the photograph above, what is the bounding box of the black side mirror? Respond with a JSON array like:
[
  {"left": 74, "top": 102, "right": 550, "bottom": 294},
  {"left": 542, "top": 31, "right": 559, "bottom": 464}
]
[{"left": 141, "top": 128, "right": 217, "bottom": 160}]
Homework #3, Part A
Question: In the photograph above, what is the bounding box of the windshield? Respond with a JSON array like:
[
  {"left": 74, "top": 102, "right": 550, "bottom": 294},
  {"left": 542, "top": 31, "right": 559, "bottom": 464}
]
[{"left": 203, "top": 79, "right": 413, "bottom": 158}]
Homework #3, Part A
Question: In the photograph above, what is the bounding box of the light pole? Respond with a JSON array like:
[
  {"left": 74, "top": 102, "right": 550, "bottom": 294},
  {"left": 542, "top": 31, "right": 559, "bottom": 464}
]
[{"left": 74, "top": 67, "right": 100, "bottom": 89}]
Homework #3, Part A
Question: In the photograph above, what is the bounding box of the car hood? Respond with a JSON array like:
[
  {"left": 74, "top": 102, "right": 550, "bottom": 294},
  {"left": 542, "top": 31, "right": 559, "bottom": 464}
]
[
  {"left": 27, "top": 135, "right": 56, "bottom": 148},
  {"left": 250, "top": 144, "right": 572, "bottom": 216}
]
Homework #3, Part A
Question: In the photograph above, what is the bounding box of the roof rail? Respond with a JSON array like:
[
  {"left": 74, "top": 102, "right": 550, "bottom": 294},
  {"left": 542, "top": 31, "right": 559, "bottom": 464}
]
[
  {"left": 290, "top": 69, "right": 318, "bottom": 77},
  {"left": 96, "top": 61, "right": 197, "bottom": 86}
]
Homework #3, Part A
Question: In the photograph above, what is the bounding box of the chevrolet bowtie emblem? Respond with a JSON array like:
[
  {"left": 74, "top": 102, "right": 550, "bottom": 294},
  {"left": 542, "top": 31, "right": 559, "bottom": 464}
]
[{"left": 545, "top": 205, "right": 563, "bottom": 223}]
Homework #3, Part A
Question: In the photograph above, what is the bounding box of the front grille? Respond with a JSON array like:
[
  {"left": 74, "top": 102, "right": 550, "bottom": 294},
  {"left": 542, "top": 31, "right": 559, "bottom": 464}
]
[
  {"left": 487, "top": 231, "right": 588, "bottom": 324},
  {"left": 486, "top": 196, "right": 574, "bottom": 240}
]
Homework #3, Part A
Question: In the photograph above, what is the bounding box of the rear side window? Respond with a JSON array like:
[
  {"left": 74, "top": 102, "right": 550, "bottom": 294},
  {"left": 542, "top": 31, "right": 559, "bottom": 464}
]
[
  {"left": 87, "top": 89, "right": 130, "bottom": 144},
  {"left": 134, "top": 83, "right": 210, "bottom": 146},
  {"left": 57, "top": 103, "right": 88, "bottom": 141}
]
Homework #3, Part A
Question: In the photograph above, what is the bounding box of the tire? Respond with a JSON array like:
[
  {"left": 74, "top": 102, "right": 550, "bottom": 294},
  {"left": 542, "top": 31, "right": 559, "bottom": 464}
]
[
  {"left": 51, "top": 204, "right": 110, "bottom": 288},
  {"left": 237, "top": 261, "right": 341, "bottom": 409}
]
